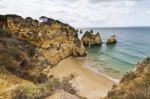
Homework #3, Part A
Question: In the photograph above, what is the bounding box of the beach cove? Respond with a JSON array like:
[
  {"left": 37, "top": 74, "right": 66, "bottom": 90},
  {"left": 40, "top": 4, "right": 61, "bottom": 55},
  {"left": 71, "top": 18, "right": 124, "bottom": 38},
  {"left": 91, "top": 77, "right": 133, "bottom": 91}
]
[{"left": 48, "top": 57, "right": 116, "bottom": 99}]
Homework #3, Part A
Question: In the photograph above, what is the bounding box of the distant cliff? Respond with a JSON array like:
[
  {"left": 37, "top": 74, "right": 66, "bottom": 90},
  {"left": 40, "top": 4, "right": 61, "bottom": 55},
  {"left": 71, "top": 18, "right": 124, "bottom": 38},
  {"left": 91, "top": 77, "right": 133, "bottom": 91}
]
[{"left": 105, "top": 57, "right": 150, "bottom": 99}]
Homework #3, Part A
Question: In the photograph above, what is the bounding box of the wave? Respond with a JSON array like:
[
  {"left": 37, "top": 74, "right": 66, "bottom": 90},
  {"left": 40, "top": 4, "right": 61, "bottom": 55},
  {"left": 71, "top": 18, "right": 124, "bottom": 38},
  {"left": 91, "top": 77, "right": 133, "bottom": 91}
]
[
  {"left": 99, "top": 51, "right": 135, "bottom": 65},
  {"left": 118, "top": 44, "right": 149, "bottom": 58},
  {"left": 115, "top": 48, "right": 145, "bottom": 60},
  {"left": 83, "top": 63, "right": 120, "bottom": 83}
]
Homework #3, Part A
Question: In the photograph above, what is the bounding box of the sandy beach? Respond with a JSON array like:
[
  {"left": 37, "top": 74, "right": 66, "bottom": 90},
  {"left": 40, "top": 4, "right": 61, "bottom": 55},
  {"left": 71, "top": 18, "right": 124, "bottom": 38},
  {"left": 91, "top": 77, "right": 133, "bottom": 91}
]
[{"left": 48, "top": 57, "right": 116, "bottom": 99}]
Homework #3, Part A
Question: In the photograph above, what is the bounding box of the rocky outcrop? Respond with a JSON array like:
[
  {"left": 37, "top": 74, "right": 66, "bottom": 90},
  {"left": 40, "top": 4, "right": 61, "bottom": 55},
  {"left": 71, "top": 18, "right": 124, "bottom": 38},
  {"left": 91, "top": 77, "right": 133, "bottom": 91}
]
[
  {"left": 106, "top": 58, "right": 150, "bottom": 99},
  {"left": 72, "top": 41, "right": 87, "bottom": 57},
  {"left": 106, "top": 35, "right": 117, "bottom": 44},
  {"left": 0, "top": 14, "right": 86, "bottom": 63},
  {"left": 81, "top": 30, "right": 102, "bottom": 46},
  {"left": 0, "top": 14, "right": 87, "bottom": 84}
]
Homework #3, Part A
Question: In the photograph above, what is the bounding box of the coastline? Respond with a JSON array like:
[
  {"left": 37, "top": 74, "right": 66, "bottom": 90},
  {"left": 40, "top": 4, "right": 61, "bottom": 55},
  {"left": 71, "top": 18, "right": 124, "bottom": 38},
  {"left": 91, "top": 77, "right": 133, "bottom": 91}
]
[
  {"left": 48, "top": 57, "right": 116, "bottom": 99},
  {"left": 74, "top": 57, "right": 120, "bottom": 83}
]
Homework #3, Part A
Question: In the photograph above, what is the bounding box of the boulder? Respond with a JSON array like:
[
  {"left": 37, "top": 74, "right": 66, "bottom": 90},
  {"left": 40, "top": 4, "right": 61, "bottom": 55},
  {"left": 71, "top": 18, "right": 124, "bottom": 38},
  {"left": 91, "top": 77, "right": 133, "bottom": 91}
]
[
  {"left": 81, "top": 30, "right": 102, "bottom": 46},
  {"left": 106, "top": 35, "right": 117, "bottom": 44}
]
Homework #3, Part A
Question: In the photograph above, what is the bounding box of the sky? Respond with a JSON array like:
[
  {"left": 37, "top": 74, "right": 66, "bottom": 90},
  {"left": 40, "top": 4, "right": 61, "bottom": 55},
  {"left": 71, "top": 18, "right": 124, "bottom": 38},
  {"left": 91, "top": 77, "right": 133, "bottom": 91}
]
[{"left": 0, "top": 0, "right": 150, "bottom": 27}]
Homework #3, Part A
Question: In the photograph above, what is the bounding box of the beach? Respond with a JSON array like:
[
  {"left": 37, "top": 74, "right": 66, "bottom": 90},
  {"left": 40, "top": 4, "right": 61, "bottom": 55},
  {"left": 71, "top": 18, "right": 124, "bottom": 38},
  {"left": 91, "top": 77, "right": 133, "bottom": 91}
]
[{"left": 48, "top": 57, "right": 116, "bottom": 99}]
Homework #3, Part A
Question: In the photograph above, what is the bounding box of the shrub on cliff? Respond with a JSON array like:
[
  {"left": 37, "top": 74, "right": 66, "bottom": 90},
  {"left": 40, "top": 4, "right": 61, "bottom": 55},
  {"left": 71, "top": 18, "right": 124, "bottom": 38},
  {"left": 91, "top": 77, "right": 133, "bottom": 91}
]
[
  {"left": 106, "top": 57, "right": 150, "bottom": 99},
  {"left": 0, "top": 29, "right": 11, "bottom": 37}
]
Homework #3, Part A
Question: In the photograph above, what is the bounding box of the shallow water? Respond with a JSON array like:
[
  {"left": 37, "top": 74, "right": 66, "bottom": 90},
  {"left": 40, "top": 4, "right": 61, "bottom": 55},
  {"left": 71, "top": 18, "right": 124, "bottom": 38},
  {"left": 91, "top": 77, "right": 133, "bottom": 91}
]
[{"left": 78, "top": 27, "right": 150, "bottom": 79}]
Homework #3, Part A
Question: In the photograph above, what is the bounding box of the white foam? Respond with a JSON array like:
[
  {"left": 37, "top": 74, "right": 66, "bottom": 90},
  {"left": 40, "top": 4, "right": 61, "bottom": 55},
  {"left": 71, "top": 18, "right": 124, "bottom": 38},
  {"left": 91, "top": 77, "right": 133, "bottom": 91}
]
[{"left": 83, "top": 64, "right": 120, "bottom": 84}]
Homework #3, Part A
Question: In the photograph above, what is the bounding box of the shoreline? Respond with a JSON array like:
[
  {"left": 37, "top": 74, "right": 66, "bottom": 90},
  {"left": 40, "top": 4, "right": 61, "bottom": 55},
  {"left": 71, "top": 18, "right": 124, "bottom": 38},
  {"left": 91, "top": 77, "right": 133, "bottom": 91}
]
[
  {"left": 48, "top": 57, "right": 116, "bottom": 99},
  {"left": 83, "top": 64, "right": 120, "bottom": 84},
  {"left": 74, "top": 57, "right": 120, "bottom": 84}
]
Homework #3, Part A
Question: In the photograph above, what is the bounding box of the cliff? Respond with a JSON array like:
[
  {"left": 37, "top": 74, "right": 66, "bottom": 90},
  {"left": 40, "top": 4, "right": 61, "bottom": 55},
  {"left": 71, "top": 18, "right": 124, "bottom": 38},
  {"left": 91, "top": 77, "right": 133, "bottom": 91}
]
[
  {"left": 105, "top": 57, "right": 150, "bottom": 99},
  {"left": 0, "top": 14, "right": 86, "bottom": 98},
  {"left": 0, "top": 14, "right": 86, "bottom": 67}
]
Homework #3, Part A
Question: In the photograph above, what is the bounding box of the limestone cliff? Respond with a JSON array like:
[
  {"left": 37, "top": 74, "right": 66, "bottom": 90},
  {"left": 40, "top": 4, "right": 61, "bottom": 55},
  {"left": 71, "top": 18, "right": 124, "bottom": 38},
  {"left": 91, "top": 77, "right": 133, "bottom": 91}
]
[
  {"left": 0, "top": 14, "right": 86, "bottom": 66},
  {"left": 0, "top": 14, "right": 86, "bottom": 98}
]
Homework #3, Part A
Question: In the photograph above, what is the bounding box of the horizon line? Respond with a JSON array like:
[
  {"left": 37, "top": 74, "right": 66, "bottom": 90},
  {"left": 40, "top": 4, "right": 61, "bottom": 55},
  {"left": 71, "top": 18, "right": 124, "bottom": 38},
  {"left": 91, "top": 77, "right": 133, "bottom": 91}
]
[{"left": 76, "top": 26, "right": 150, "bottom": 28}]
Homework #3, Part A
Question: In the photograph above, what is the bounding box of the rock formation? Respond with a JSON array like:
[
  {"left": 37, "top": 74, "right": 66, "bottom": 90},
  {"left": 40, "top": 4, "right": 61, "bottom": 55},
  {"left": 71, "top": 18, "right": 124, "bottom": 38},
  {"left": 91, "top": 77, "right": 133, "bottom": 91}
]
[
  {"left": 0, "top": 14, "right": 86, "bottom": 65},
  {"left": 0, "top": 14, "right": 87, "bottom": 98},
  {"left": 106, "top": 35, "right": 117, "bottom": 44},
  {"left": 0, "top": 14, "right": 87, "bottom": 84},
  {"left": 81, "top": 30, "right": 102, "bottom": 46}
]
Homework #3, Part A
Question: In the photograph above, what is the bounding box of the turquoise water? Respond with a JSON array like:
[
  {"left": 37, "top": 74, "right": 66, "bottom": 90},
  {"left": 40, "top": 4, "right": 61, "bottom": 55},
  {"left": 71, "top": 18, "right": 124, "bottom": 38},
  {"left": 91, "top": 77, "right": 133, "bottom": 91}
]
[{"left": 78, "top": 27, "right": 150, "bottom": 79}]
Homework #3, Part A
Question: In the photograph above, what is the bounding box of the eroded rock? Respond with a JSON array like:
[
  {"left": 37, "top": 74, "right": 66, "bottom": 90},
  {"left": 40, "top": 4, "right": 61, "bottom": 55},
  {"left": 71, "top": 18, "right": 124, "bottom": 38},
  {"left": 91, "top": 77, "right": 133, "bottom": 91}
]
[
  {"left": 0, "top": 14, "right": 87, "bottom": 84},
  {"left": 81, "top": 30, "right": 102, "bottom": 46},
  {"left": 106, "top": 35, "right": 117, "bottom": 44}
]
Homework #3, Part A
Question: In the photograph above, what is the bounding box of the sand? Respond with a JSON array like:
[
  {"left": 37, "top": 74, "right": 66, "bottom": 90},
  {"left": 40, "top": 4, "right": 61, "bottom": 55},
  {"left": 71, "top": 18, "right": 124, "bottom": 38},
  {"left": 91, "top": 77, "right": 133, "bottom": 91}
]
[{"left": 48, "top": 57, "right": 116, "bottom": 99}]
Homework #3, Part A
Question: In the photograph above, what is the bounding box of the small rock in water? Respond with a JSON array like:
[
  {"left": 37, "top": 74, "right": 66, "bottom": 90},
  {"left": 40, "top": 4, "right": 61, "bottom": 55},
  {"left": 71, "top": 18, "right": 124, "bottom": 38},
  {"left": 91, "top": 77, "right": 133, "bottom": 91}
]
[{"left": 106, "top": 35, "right": 117, "bottom": 45}]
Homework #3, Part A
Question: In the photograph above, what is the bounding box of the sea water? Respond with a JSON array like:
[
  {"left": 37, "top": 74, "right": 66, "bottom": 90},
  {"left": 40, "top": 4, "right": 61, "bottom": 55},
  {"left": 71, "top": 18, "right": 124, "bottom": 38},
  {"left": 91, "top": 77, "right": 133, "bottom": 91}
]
[{"left": 78, "top": 27, "right": 150, "bottom": 80}]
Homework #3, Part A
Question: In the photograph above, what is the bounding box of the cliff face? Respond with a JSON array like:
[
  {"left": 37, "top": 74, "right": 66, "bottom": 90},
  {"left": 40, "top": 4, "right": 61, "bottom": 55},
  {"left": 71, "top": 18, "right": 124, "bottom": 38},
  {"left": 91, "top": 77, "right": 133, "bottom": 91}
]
[
  {"left": 0, "top": 14, "right": 86, "bottom": 65},
  {"left": 4, "top": 16, "right": 75, "bottom": 47},
  {"left": 106, "top": 58, "right": 150, "bottom": 99},
  {"left": 0, "top": 14, "right": 86, "bottom": 84},
  {"left": 0, "top": 14, "right": 87, "bottom": 98}
]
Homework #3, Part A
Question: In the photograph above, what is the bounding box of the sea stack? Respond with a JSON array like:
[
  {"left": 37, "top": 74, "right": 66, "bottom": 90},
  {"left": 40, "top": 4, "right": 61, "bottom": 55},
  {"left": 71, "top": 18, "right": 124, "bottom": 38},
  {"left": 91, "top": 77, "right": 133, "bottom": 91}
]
[
  {"left": 106, "top": 35, "right": 117, "bottom": 44},
  {"left": 81, "top": 30, "right": 102, "bottom": 46}
]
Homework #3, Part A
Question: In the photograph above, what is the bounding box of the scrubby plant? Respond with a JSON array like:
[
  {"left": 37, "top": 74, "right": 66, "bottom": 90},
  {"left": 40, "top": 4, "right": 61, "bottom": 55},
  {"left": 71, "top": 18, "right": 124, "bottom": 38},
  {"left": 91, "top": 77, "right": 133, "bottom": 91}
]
[
  {"left": 0, "top": 29, "right": 11, "bottom": 37},
  {"left": 120, "top": 71, "right": 137, "bottom": 83},
  {"left": 12, "top": 74, "right": 77, "bottom": 99},
  {"left": 105, "top": 57, "right": 150, "bottom": 99}
]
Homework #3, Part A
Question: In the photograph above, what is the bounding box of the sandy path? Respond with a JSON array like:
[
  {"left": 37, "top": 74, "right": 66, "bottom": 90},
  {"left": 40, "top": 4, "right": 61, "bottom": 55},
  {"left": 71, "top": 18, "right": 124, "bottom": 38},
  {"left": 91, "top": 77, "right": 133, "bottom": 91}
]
[{"left": 48, "top": 57, "right": 116, "bottom": 99}]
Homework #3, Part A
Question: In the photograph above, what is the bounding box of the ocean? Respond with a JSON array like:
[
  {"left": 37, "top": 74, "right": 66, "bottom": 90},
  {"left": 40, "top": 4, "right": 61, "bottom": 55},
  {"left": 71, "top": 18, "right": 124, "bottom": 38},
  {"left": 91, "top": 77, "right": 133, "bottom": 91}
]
[{"left": 78, "top": 27, "right": 150, "bottom": 81}]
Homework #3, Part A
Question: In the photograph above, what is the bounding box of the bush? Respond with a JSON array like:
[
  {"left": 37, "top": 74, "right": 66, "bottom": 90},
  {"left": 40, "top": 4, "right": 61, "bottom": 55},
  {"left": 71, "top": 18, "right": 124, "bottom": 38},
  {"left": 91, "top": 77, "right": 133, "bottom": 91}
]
[
  {"left": 106, "top": 58, "right": 150, "bottom": 99},
  {"left": 120, "top": 72, "right": 137, "bottom": 83},
  {"left": 126, "top": 86, "right": 150, "bottom": 99},
  {"left": 12, "top": 84, "right": 52, "bottom": 99},
  {"left": 12, "top": 75, "right": 77, "bottom": 99}
]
